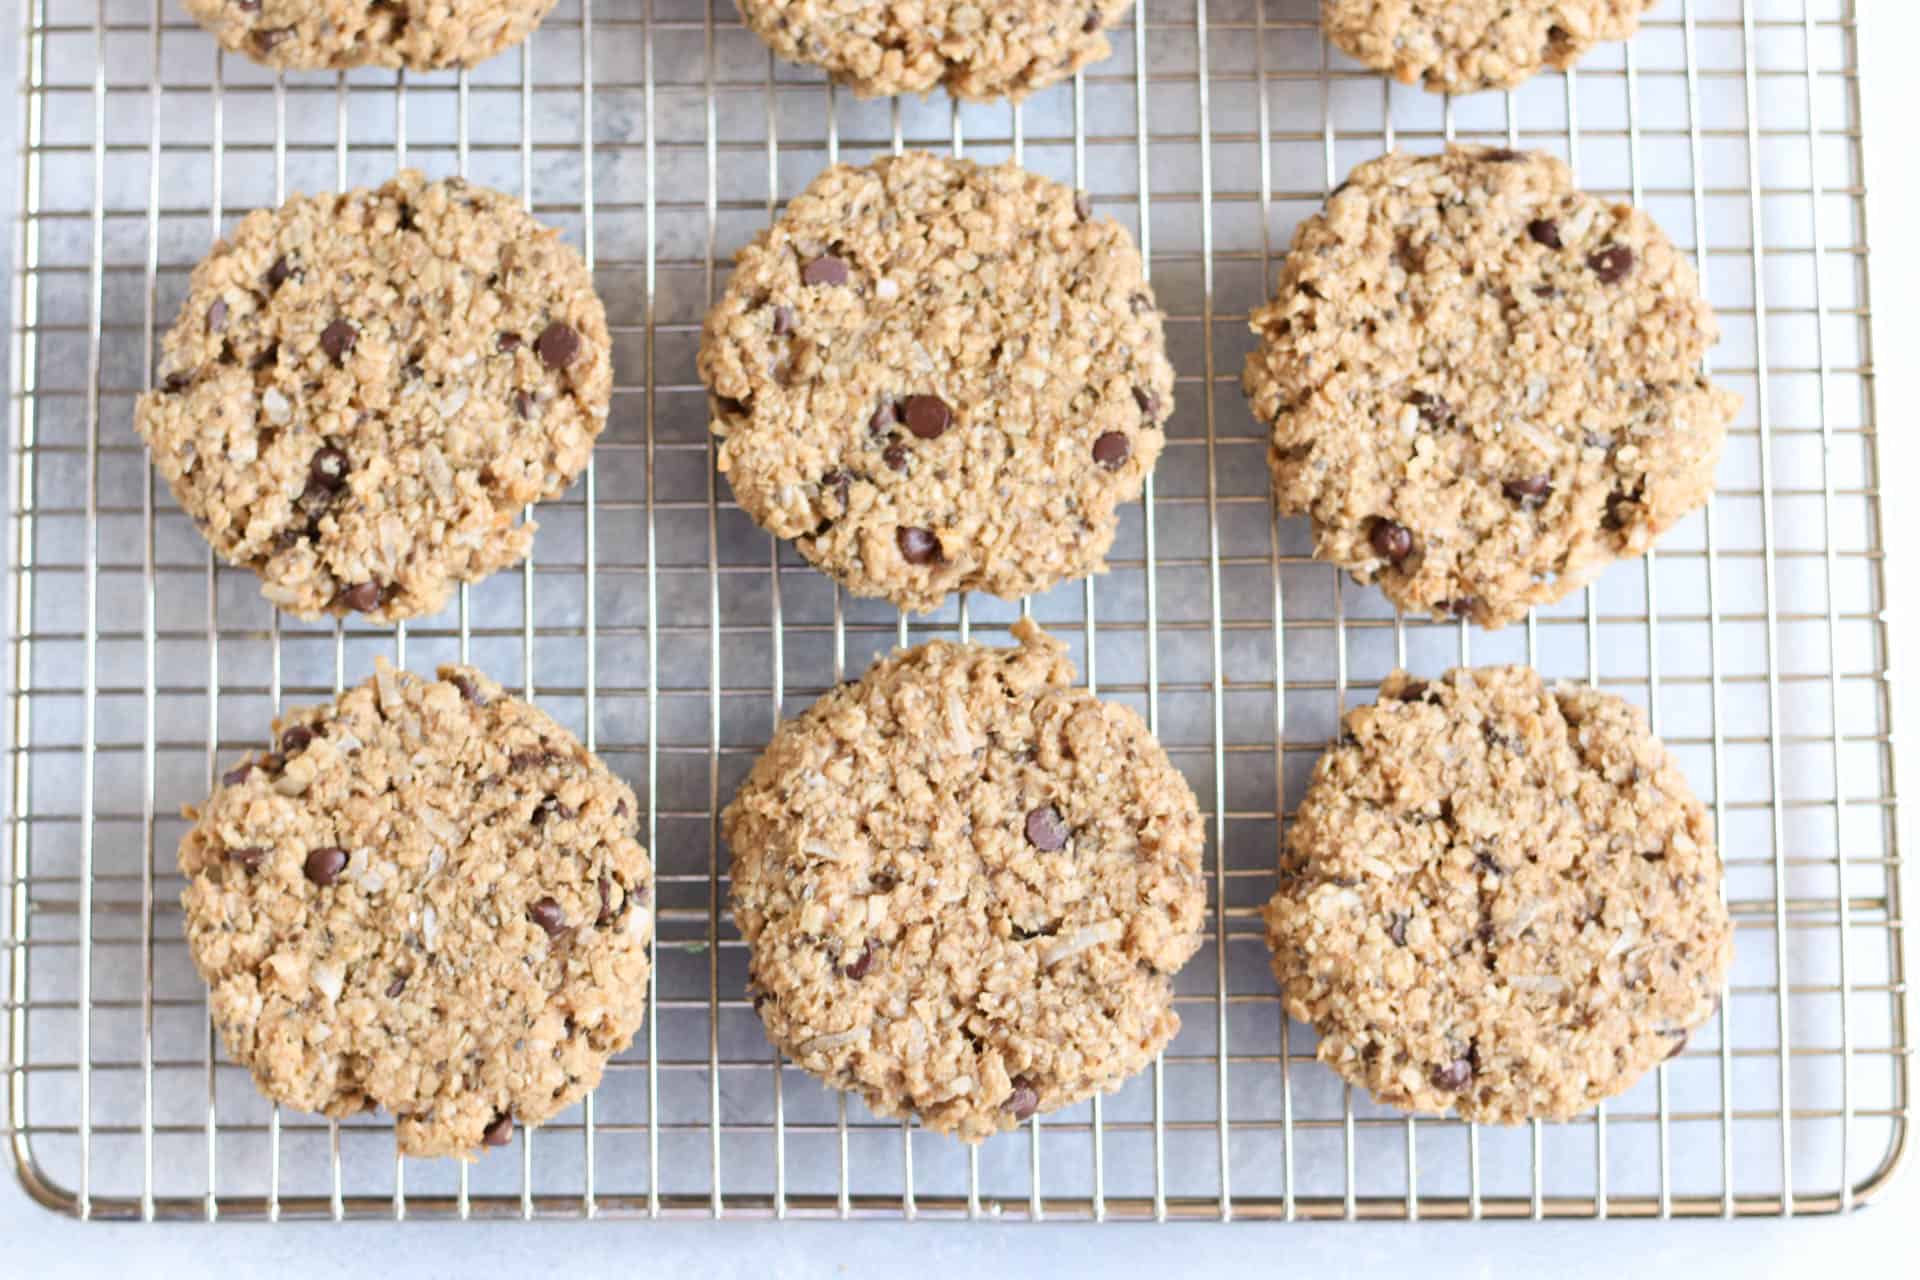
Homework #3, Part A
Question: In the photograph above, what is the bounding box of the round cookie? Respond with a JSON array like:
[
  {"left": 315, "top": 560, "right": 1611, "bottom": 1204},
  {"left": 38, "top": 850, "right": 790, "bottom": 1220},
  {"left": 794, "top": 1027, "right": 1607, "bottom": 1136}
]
[
  {"left": 136, "top": 170, "right": 611, "bottom": 623},
  {"left": 724, "top": 619, "right": 1206, "bottom": 1139},
  {"left": 1322, "top": 0, "right": 1659, "bottom": 94},
  {"left": 699, "top": 152, "right": 1172, "bottom": 614},
  {"left": 1263, "top": 666, "right": 1731, "bottom": 1123},
  {"left": 1244, "top": 146, "right": 1736, "bottom": 629},
  {"left": 737, "top": 1, "right": 1131, "bottom": 102},
  {"left": 179, "top": 660, "right": 653, "bottom": 1158},
  {"left": 182, "top": 0, "right": 557, "bottom": 72}
]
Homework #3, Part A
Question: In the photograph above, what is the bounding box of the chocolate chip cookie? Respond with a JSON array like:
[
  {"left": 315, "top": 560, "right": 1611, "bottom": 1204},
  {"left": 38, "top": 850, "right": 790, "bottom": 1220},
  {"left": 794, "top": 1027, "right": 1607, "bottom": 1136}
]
[
  {"left": 737, "top": 1, "right": 1131, "bottom": 101},
  {"left": 1264, "top": 666, "right": 1731, "bottom": 1123},
  {"left": 179, "top": 661, "right": 653, "bottom": 1158},
  {"left": 699, "top": 152, "right": 1172, "bottom": 614},
  {"left": 1323, "top": 0, "right": 1660, "bottom": 93},
  {"left": 725, "top": 619, "right": 1206, "bottom": 1139},
  {"left": 1244, "top": 146, "right": 1736, "bottom": 629},
  {"left": 182, "top": 0, "right": 557, "bottom": 71},
  {"left": 136, "top": 170, "right": 611, "bottom": 623}
]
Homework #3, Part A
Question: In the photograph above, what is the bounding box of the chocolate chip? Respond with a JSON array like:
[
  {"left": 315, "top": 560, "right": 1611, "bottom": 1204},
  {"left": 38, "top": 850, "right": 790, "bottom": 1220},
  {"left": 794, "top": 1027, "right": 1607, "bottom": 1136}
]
[
  {"left": 161, "top": 370, "right": 192, "bottom": 392},
  {"left": 1409, "top": 391, "right": 1454, "bottom": 427},
  {"left": 1005, "top": 1077, "right": 1040, "bottom": 1119},
  {"left": 386, "top": 975, "right": 407, "bottom": 999},
  {"left": 1484, "top": 148, "right": 1524, "bottom": 163},
  {"left": 1664, "top": 1030, "right": 1690, "bottom": 1059},
  {"left": 450, "top": 673, "right": 488, "bottom": 705},
  {"left": 1387, "top": 913, "right": 1409, "bottom": 947},
  {"left": 319, "top": 319, "right": 356, "bottom": 362},
  {"left": 207, "top": 298, "right": 228, "bottom": 332},
  {"left": 535, "top": 322, "right": 581, "bottom": 369},
  {"left": 596, "top": 874, "right": 615, "bottom": 927},
  {"left": 515, "top": 391, "right": 535, "bottom": 419},
  {"left": 1444, "top": 597, "right": 1476, "bottom": 620},
  {"left": 771, "top": 305, "right": 794, "bottom": 336},
  {"left": 336, "top": 581, "right": 382, "bottom": 613},
  {"left": 1092, "top": 431, "right": 1130, "bottom": 469},
  {"left": 304, "top": 846, "right": 347, "bottom": 886},
  {"left": 226, "top": 845, "right": 268, "bottom": 869},
  {"left": 1396, "top": 680, "right": 1429, "bottom": 703},
  {"left": 1430, "top": 1057, "right": 1474, "bottom": 1091},
  {"left": 1526, "top": 218, "right": 1562, "bottom": 250},
  {"left": 1132, "top": 386, "right": 1161, "bottom": 418},
  {"left": 482, "top": 1114, "right": 514, "bottom": 1147},
  {"left": 1024, "top": 805, "right": 1069, "bottom": 851},
  {"left": 249, "top": 342, "right": 279, "bottom": 372},
  {"left": 1588, "top": 245, "right": 1635, "bottom": 284},
  {"left": 1603, "top": 491, "right": 1634, "bottom": 531},
  {"left": 1082, "top": 10, "right": 1101, "bottom": 33},
  {"left": 530, "top": 793, "right": 575, "bottom": 824},
  {"left": 882, "top": 442, "right": 908, "bottom": 472},
  {"left": 903, "top": 394, "right": 951, "bottom": 440},
  {"left": 821, "top": 468, "right": 852, "bottom": 509},
  {"left": 897, "top": 526, "right": 941, "bottom": 565},
  {"left": 868, "top": 401, "right": 899, "bottom": 435},
  {"left": 308, "top": 446, "right": 350, "bottom": 495},
  {"left": 529, "top": 897, "right": 567, "bottom": 937},
  {"left": 1640, "top": 850, "right": 1668, "bottom": 862},
  {"left": 843, "top": 939, "right": 875, "bottom": 980},
  {"left": 497, "top": 332, "right": 521, "bottom": 353},
  {"left": 1074, "top": 192, "right": 1092, "bottom": 222},
  {"left": 253, "top": 28, "right": 291, "bottom": 54},
  {"left": 221, "top": 762, "right": 257, "bottom": 786},
  {"left": 801, "top": 254, "right": 849, "bottom": 286},
  {"left": 279, "top": 724, "right": 314, "bottom": 756},
  {"left": 265, "top": 255, "right": 295, "bottom": 291},
  {"left": 1502, "top": 474, "right": 1552, "bottom": 507},
  {"left": 1369, "top": 519, "right": 1413, "bottom": 564}
]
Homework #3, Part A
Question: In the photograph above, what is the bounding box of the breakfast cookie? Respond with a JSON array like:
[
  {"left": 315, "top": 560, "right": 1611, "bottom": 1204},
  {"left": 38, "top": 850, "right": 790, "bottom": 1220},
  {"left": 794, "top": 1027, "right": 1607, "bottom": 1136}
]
[
  {"left": 1323, "top": 0, "right": 1659, "bottom": 94},
  {"left": 179, "top": 660, "right": 653, "bottom": 1158},
  {"left": 724, "top": 619, "right": 1206, "bottom": 1139},
  {"left": 736, "top": 0, "right": 1132, "bottom": 101},
  {"left": 1263, "top": 666, "right": 1730, "bottom": 1123},
  {"left": 137, "top": 170, "right": 611, "bottom": 623},
  {"left": 182, "top": 0, "right": 557, "bottom": 72},
  {"left": 699, "top": 152, "right": 1172, "bottom": 614},
  {"left": 1244, "top": 146, "right": 1736, "bottom": 629}
]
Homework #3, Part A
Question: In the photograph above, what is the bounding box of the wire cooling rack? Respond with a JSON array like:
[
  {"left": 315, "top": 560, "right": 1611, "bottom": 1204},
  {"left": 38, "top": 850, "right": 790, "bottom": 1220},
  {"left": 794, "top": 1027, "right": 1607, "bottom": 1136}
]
[{"left": 2, "top": 0, "right": 1906, "bottom": 1223}]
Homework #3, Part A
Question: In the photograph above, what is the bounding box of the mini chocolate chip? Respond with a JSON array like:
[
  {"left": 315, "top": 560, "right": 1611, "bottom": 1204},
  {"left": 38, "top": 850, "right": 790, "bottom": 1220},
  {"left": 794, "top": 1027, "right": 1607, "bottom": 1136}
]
[
  {"left": 1132, "top": 386, "right": 1160, "bottom": 418},
  {"left": 1396, "top": 680, "right": 1429, "bottom": 702},
  {"left": 1431, "top": 1057, "right": 1474, "bottom": 1091},
  {"left": 771, "top": 305, "right": 794, "bottom": 335},
  {"left": 868, "top": 401, "right": 899, "bottom": 435},
  {"left": 308, "top": 446, "right": 350, "bottom": 494},
  {"left": 821, "top": 469, "right": 852, "bottom": 509},
  {"left": 529, "top": 897, "right": 567, "bottom": 937},
  {"left": 1092, "top": 431, "right": 1130, "bottom": 469},
  {"left": 903, "top": 394, "right": 951, "bottom": 440},
  {"left": 596, "top": 874, "right": 615, "bottom": 927},
  {"left": 482, "top": 1114, "right": 514, "bottom": 1147},
  {"left": 304, "top": 846, "right": 347, "bottom": 886},
  {"left": 536, "top": 322, "right": 581, "bottom": 369},
  {"left": 1005, "top": 1077, "right": 1040, "bottom": 1119},
  {"left": 1503, "top": 474, "right": 1552, "bottom": 507},
  {"left": 221, "top": 762, "right": 257, "bottom": 786},
  {"left": 1387, "top": 913, "right": 1409, "bottom": 947},
  {"left": 497, "top": 332, "right": 521, "bottom": 352},
  {"left": 227, "top": 845, "right": 269, "bottom": 869},
  {"left": 1369, "top": 519, "right": 1413, "bottom": 564},
  {"left": 1527, "top": 218, "right": 1563, "bottom": 249},
  {"left": 265, "top": 255, "right": 295, "bottom": 291},
  {"left": 207, "top": 298, "right": 229, "bottom": 332},
  {"left": 897, "top": 526, "right": 941, "bottom": 565},
  {"left": 279, "top": 724, "right": 314, "bottom": 755},
  {"left": 1024, "top": 805, "right": 1069, "bottom": 851},
  {"left": 1588, "top": 245, "right": 1635, "bottom": 284},
  {"left": 1074, "top": 192, "right": 1092, "bottom": 222},
  {"left": 801, "top": 254, "right": 849, "bottom": 286},
  {"left": 319, "top": 319, "right": 356, "bottom": 362},
  {"left": 515, "top": 391, "right": 535, "bottom": 419},
  {"left": 386, "top": 975, "right": 407, "bottom": 998},
  {"left": 883, "top": 442, "right": 908, "bottom": 472},
  {"left": 843, "top": 939, "right": 876, "bottom": 980},
  {"left": 336, "top": 581, "right": 382, "bottom": 613},
  {"left": 1409, "top": 391, "right": 1454, "bottom": 427},
  {"left": 450, "top": 673, "right": 488, "bottom": 705}
]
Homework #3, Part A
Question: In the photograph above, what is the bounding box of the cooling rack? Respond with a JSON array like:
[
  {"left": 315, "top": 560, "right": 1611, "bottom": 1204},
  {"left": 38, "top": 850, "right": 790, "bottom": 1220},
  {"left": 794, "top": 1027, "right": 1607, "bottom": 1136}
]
[{"left": 2, "top": 0, "right": 1906, "bottom": 1223}]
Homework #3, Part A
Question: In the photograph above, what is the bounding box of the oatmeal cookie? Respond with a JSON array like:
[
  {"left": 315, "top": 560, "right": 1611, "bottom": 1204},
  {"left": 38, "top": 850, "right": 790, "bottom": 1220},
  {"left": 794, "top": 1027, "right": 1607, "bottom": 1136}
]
[
  {"left": 1323, "top": 0, "right": 1659, "bottom": 94},
  {"left": 182, "top": 0, "right": 557, "bottom": 71}
]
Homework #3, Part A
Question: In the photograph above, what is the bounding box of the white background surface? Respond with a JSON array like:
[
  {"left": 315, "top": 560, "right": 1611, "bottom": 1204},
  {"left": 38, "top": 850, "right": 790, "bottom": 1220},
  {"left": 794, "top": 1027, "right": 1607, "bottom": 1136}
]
[{"left": 3, "top": 3, "right": 1914, "bottom": 1275}]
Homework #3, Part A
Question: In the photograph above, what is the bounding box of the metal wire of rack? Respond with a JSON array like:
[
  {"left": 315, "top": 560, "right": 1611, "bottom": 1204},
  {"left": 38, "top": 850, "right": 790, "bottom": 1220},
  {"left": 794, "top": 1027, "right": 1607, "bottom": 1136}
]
[{"left": 1, "top": 0, "right": 1905, "bottom": 1223}]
